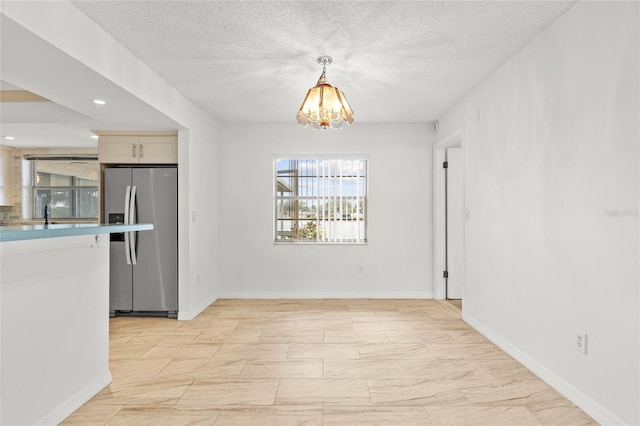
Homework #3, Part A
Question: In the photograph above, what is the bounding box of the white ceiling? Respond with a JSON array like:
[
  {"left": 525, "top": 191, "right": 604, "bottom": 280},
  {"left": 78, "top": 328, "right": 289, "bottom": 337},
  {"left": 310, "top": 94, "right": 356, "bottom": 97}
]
[
  {"left": 0, "top": 81, "right": 96, "bottom": 124},
  {"left": 71, "top": 1, "right": 575, "bottom": 124},
  {"left": 1, "top": 1, "right": 575, "bottom": 147},
  {"left": 0, "top": 79, "right": 100, "bottom": 148}
]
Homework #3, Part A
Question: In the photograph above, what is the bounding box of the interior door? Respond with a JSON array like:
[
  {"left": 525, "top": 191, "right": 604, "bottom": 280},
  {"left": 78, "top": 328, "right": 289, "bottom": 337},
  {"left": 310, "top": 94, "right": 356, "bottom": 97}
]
[{"left": 446, "top": 148, "right": 463, "bottom": 299}]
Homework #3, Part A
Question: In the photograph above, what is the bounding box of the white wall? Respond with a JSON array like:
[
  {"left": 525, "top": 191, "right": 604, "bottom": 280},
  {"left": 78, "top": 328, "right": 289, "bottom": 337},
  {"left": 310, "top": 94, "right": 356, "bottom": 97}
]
[
  {"left": 217, "top": 123, "right": 434, "bottom": 298},
  {"left": 1, "top": 235, "right": 111, "bottom": 425},
  {"left": 1, "top": 2, "right": 220, "bottom": 319},
  {"left": 437, "top": 2, "right": 639, "bottom": 425},
  {"left": 181, "top": 123, "right": 220, "bottom": 319}
]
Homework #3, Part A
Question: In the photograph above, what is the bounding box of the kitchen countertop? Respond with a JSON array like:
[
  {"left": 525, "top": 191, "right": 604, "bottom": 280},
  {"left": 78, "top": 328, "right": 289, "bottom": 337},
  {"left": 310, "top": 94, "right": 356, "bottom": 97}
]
[{"left": 0, "top": 223, "right": 154, "bottom": 242}]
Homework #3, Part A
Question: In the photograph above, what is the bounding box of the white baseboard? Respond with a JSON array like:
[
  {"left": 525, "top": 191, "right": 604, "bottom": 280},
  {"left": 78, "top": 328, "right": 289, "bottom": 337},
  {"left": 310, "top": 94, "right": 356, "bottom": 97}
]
[
  {"left": 215, "top": 291, "right": 433, "bottom": 299},
  {"left": 38, "top": 371, "right": 112, "bottom": 426},
  {"left": 178, "top": 292, "right": 218, "bottom": 320},
  {"left": 176, "top": 291, "right": 434, "bottom": 319},
  {"left": 463, "top": 312, "right": 626, "bottom": 426}
]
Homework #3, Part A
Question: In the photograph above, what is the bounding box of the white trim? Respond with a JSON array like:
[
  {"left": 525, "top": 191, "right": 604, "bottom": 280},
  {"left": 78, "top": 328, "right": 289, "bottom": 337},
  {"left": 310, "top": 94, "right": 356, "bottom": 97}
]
[
  {"left": 432, "top": 127, "right": 465, "bottom": 300},
  {"left": 37, "top": 371, "right": 112, "bottom": 426},
  {"left": 177, "top": 292, "right": 217, "bottom": 321},
  {"left": 273, "top": 156, "right": 369, "bottom": 244},
  {"left": 463, "top": 313, "right": 626, "bottom": 426},
  {"left": 177, "top": 129, "right": 190, "bottom": 319},
  {"left": 274, "top": 153, "right": 370, "bottom": 160},
  {"left": 216, "top": 292, "right": 433, "bottom": 299},
  {"left": 433, "top": 147, "right": 447, "bottom": 300}
]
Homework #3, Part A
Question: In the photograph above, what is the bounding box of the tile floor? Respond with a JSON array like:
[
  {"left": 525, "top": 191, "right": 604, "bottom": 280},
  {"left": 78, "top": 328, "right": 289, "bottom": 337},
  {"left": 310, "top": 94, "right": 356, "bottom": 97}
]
[{"left": 62, "top": 299, "right": 598, "bottom": 425}]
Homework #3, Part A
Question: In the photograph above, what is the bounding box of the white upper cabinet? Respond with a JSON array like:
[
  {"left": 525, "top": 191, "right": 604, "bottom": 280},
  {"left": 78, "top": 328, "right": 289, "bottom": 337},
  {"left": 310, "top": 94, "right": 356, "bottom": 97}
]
[{"left": 99, "top": 135, "right": 177, "bottom": 164}]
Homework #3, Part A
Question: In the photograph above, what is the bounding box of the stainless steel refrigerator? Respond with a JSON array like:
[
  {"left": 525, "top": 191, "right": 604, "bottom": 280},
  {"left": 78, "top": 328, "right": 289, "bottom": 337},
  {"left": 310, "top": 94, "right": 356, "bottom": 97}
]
[{"left": 103, "top": 167, "right": 178, "bottom": 317}]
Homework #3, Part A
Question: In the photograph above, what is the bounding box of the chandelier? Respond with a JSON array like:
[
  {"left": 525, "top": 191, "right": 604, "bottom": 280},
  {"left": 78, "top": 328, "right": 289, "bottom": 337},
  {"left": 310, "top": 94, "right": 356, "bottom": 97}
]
[{"left": 296, "top": 56, "right": 354, "bottom": 130}]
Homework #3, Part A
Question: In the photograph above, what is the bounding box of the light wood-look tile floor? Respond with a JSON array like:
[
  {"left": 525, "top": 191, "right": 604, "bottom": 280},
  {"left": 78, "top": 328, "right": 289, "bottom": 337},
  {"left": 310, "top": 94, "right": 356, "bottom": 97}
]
[{"left": 63, "top": 299, "right": 598, "bottom": 425}]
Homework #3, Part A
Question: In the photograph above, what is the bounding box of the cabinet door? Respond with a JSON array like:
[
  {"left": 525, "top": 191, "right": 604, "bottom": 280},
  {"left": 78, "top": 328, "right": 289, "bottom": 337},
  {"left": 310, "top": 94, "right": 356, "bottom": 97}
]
[
  {"left": 99, "top": 136, "right": 139, "bottom": 164},
  {"left": 137, "top": 136, "right": 177, "bottom": 164}
]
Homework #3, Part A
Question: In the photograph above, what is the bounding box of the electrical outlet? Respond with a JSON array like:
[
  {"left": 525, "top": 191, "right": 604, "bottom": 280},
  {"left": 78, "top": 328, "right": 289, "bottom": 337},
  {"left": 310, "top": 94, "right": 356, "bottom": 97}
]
[
  {"left": 357, "top": 266, "right": 363, "bottom": 275},
  {"left": 575, "top": 331, "right": 588, "bottom": 354}
]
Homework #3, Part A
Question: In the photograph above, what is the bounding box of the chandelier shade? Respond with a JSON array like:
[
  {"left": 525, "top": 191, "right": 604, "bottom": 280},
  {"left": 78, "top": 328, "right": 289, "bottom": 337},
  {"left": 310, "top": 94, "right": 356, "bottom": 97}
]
[{"left": 296, "top": 56, "right": 354, "bottom": 130}]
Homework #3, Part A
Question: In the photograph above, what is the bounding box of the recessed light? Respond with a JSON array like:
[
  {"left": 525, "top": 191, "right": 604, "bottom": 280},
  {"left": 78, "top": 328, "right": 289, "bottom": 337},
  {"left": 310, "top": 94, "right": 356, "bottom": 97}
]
[
  {"left": 92, "top": 99, "right": 107, "bottom": 105},
  {"left": 3, "top": 136, "right": 15, "bottom": 140},
  {"left": 90, "top": 135, "right": 99, "bottom": 139}
]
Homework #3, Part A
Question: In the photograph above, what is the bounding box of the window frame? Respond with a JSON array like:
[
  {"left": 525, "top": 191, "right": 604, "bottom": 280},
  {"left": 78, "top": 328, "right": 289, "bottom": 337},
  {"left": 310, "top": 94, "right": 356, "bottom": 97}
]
[
  {"left": 28, "top": 156, "right": 99, "bottom": 221},
  {"left": 273, "top": 154, "right": 369, "bottom": 245}
]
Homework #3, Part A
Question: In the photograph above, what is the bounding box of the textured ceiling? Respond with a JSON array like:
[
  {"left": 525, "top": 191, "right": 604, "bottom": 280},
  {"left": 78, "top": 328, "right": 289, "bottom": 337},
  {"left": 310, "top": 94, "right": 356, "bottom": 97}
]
[{"left": 72, "top": 1, "right": 575, "bottom": 125}]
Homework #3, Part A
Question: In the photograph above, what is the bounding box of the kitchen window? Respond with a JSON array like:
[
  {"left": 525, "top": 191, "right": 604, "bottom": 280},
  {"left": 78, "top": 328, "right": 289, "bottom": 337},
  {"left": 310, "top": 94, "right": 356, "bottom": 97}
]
[
  {"left": 28, "top": 157, "right": 99, "bottom": 221},
  {"left": 275, "top": 157, "right": 368, "bottom": 244}
]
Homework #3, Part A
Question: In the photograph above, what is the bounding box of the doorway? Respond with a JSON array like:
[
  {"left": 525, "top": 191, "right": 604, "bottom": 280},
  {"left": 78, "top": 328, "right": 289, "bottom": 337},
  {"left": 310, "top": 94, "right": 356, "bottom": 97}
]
[{"left": 433, "top": 128, "right": 465, "bottom": 304}]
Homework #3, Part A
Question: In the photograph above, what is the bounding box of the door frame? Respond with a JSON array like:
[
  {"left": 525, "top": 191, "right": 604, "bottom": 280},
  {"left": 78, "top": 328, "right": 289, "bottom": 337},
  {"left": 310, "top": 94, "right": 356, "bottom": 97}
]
[{"left": 433, "top": 127, "right": 465, "bottom": 300}]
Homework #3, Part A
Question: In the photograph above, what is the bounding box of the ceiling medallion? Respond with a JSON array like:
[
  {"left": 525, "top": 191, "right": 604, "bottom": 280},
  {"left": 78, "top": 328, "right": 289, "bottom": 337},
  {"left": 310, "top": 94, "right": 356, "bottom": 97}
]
[{"left": 296, "top": 56, "right": 354, "bottom": 130}]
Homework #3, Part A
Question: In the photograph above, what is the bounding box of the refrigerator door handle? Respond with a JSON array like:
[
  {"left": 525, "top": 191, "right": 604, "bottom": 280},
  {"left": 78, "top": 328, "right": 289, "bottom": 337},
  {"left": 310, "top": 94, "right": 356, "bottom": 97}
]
[
  {"left": 129, "top": 185, "right": 138, "bottom": 265},
  {"left": 124, "top": 185, "right": 132, "bottom": 265}
]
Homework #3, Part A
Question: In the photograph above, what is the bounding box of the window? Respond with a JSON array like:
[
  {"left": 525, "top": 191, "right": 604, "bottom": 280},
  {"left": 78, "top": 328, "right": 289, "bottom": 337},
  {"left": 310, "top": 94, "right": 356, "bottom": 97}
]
[
  {"left": 29, "top": 157, "right": 99, "bottom": 220},
  {"left": 275, "top": 157, "right": 367, "bottom": 243}
]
